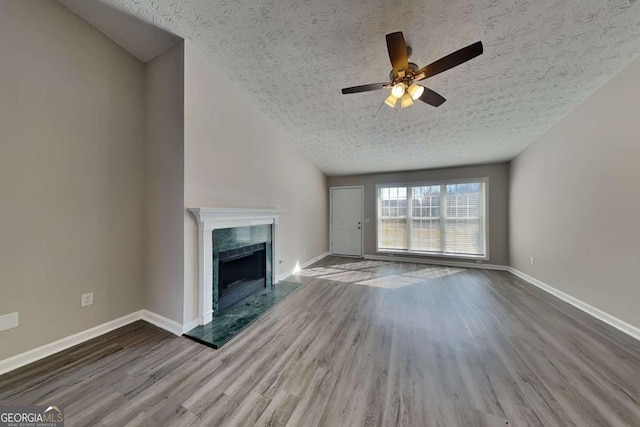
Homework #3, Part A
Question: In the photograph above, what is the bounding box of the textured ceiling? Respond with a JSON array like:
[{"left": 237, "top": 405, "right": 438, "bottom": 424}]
[{"left": 93, "top": 0, "right": 639, "bottom": 175}]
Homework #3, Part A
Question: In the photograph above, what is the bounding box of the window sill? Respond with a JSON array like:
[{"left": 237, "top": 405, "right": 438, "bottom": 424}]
[{"left": 376, "top": 249, "right": 489, "bottom": 262}]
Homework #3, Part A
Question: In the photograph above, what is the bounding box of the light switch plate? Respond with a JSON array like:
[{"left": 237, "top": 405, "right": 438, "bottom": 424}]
[{"left": 0, "top": 312, "right": 19, "bottom": 331}]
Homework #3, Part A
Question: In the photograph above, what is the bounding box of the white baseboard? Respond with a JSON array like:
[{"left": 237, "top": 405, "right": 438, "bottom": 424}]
[
  {"left": 182, "top": 318, "right": 200, "bottom": 334},
  {"left": 363, "top": 254, "right": 510, "bottom": 271},
  {"left": 0, "top": 309, "right": 186, "bottom": 376},
  {"left": 276, "top": 251, "right": 331, "bottom": 281},
  {"left": 0, "top": 311, "right": 142, "bottom": 376},
  {"left": 508, "top": 268, "right": 640, "bottom": 342},
  {"left": 140, "top": 310, "right": 183, "bottom": 336}
]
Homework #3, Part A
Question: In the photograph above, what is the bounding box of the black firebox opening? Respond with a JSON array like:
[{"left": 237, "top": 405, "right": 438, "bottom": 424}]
[{"left": 217, "top": 243, "right": 266, "bottom": 311}]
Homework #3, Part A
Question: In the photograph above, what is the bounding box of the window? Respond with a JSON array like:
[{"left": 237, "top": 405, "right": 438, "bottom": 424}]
[{"left": 377, "top": 180, "right": 487, "bottom": 258}]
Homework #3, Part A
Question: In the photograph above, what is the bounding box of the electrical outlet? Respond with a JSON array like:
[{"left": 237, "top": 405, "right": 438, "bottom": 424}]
[
  {"left": 0, "top": 312, "right": 19, "bottom": 331},
  {"left": 303, "top": 247, "right": 306, "bottom": 255},
  {"left": 81, "top": 292, "right": 94, "bottom": 307},
  {"left": 530, "top": 257, "right": 535, "bottom": 265}
]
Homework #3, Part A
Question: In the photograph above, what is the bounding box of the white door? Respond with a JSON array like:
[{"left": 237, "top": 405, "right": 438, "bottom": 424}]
[{"left": 331, "top": 187, "right": 363, "bottom": 256}]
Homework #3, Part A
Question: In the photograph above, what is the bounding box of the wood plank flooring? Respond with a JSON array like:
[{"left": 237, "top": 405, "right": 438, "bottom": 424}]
[{"left": 1, "top": 256, "right": 639, "bottom": 426}]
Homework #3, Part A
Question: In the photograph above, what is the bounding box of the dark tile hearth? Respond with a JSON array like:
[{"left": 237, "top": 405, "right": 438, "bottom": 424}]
[{"left": 184, "top": 280, "right": 303, "bottom": 349}]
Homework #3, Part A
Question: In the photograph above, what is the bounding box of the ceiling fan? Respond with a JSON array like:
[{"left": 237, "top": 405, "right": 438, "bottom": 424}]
[{"left": 341, "top": 32, "right": 483, "bottom": 110}]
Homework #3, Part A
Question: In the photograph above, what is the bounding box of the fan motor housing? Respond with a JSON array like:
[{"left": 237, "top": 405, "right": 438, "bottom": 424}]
[{"left": 390, "top": 62, "right": 419, "bottom": 84}]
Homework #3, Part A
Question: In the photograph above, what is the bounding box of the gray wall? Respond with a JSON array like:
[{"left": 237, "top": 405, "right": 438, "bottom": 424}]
[
  {"left": 144, "top": 43, "right": 185, "bottom": 323},
  {"left": 0, "top": 1, "right": 146, "bottom": 359},
  {"left": 327, "top": 163, "right": 510, "bottom": 266},
  {"left": 182, "top": 42, "right": 329, "bottom": 324},
  {"left": 510, "top": 56, "right": 640, "bottom": 329}
]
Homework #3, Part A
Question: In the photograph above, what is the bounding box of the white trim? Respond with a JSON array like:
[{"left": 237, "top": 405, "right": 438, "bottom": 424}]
[
  {"left": 188, "top": 207, "right": 286, "bottom": 219},
  {"left": 508, "top": 268, "right": 640, "bottom": 342},
  {"left": 363, "top": 254, "right": 509, "bottom": 271},
  {"left": 376, "top": 177, "right": 491, "bottom": 188},
  {"left": 140, "top": 310, "right": 183, "bottom": 336},
  {"left": 376, "top": 249, "right": 488, "bottom": 261},
  {"left": 277, "top": 252, "right": 331, "bottom": 281},
  {"left": 330, "top": 186, "right": 364, "bottom": 257},
  {"left": 189, "top": 208, "right": 285, "bottom": 326},
  {"left": 0, "top": 310, "right": 190, "bottom": 376},
  {"left": 182, "top": 318, "right": 200, "bottom": 334},
  {"left": 0, "top": 311, "right": 141, "bottom": 375}
]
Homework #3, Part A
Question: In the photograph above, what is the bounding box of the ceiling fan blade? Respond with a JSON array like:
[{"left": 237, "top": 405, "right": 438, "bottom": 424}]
[
  {"left": 341, "top": 83, "right": 388, "bottom": 94},
  {"left": 386, "top": 32, "right": 409, "bottom": 72},
  {"left": 418, "top": 87, "right": 446, "bottom": 107},
  {"left": 415, "top": 41, "right": 483, "bottom": 80}
]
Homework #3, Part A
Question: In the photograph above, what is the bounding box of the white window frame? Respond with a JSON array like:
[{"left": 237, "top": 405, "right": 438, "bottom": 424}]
[{"left": 375, "top": 178, "right": 490, "bottom": 261}]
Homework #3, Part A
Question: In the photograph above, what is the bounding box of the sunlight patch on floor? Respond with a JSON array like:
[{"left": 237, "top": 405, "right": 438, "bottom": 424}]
[
  {"left": 297, "top": 259, "right": 465, "bottom": 287},
  {"left": 320, "top": 270, "right": 384, "bottom": 283},
  {"left": 403, "top": 266, "right": 464, "bottom": 279},
  {"left": 295, "top": 267, "right": 345, "bottom": 277},
  {"left": 333, "top": 260, "right": 392, "bottom": 270},
  {"left": 355, "top": 275, "right": 424, "bottom": 289}
]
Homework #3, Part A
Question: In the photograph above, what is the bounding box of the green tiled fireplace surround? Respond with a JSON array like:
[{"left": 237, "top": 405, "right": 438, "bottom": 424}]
[{"left": 212, "top": 225, "right": 272, "bottom": 313}]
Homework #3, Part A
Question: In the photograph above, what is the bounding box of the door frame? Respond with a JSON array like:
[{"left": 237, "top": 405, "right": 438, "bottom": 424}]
[{"left": 330, "top": 185, "right": 364, "bottom": 257}]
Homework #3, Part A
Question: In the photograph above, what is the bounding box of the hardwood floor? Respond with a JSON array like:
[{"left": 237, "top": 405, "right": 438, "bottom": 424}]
[{"left": 1, "top": 256, "right": 639, "bottom": 426}]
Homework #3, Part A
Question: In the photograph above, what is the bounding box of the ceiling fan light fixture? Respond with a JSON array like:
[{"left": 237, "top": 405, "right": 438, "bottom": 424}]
[
  {"left": 408, "top": 83, "right": 424, "bottom": 100},
  {"left": 384, "top": 94, "right": 398, "bottom": 108},
  {"left": 340, "top": 33, "right": 483, "bottom": 111},
  {"left": 400, "top": 93, "right": 414, "bottom": 109},
  {"left": 391, "top": 83, "right": 406, "bottom": 98}
]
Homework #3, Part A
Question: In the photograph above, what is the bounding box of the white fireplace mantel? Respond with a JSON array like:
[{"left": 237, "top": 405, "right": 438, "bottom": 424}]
[{"left": 189, "top": 208, "right": 285, "bottom": 325}]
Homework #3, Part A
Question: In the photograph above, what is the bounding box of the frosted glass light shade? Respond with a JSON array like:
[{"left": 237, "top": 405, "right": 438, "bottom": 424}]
[
  {"left": 400, "top": 93, "right": 414, "bottom": 108},
  {"left": 391, "top": 83, "right": 406, "bottom": 98},
  {"left": 385, "top": 94, "right": 398, "bottom": 108},
  {"left": 408, "top": 83, "right": 425, "bottom": 100}
]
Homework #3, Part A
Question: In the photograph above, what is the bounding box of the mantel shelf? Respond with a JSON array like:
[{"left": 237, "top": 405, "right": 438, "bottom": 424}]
[{"left": 189, "top": 207, "right": 286, "bottom": 220}]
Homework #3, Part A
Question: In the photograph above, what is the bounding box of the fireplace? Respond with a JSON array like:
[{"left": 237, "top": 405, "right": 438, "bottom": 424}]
[
  {"left": 217, "top": 243, "right": 266, "bottom": 311},
  {"left": 189, "top": 208, "right": 284, "bottom": 325},
  {"left": 212, "top": 225, "right": 272, "bottom": 313}
]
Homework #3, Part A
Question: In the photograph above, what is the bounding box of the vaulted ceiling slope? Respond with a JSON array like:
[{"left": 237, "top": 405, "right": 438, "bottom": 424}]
[
  {"left": 93, "top": 0, "right": 639, "bottom": 175},
  {"left": 57, "top": 0, "right": 181, "bottom": 62}
]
